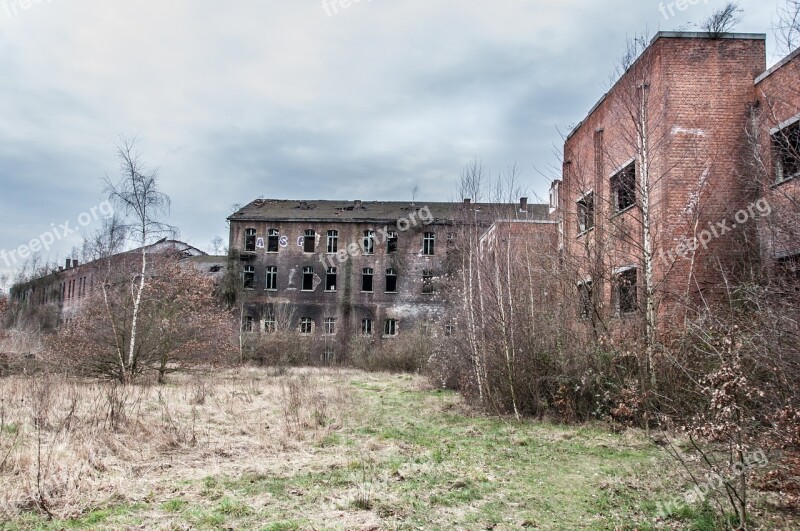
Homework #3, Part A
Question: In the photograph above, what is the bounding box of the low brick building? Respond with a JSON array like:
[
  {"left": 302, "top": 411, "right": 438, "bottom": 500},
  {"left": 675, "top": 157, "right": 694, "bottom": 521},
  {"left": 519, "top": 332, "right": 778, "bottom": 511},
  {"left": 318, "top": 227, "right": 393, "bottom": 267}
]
[{"left": 10, "top": 240, "right": 213, "bottom": 324}]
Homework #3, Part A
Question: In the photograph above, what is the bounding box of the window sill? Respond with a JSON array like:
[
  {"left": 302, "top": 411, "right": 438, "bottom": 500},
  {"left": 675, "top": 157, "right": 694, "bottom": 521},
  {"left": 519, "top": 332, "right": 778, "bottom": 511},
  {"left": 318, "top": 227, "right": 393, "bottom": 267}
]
[
  {"left": 382, "top": 335, "right": 397, "bottom": 339},
  {"left": 385, "top": 291, "right": 398, "bottom": 294},
  {"left": 301, "top": 289, "right": 314, "bottom": 293},
  {"left": 361, "top": 291, "right": 374, "bottom": 294},
  {"left": 611, "top": 205, "right": 635, "bottom": 218},
  {"left": 324, "top": 290, "right": 337, "bottom": 293},
  {"left": 772, "top": 173, "right": 799, "bottom": 188},
  {"left": 265, "top": 288, "right": 278, "bottom": 292}
]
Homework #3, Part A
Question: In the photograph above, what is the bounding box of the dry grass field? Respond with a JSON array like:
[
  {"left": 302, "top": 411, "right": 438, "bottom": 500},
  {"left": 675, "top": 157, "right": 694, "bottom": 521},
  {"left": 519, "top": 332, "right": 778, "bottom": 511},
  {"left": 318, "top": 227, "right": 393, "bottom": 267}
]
[{"left": 0, "top": 367, "right": 796, "bottom": 530}]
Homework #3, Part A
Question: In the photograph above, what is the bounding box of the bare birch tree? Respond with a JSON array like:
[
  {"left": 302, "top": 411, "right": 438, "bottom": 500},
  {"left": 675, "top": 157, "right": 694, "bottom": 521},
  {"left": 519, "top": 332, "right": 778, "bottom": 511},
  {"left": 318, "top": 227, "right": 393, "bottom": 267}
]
[{"left": 104, "top": 138, "right": 174, "bottom": 383}]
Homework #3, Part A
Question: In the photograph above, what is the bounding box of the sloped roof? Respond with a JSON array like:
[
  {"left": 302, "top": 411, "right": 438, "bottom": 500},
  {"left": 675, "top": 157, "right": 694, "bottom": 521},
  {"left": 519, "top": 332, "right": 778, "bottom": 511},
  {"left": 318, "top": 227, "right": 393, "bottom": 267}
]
[{"left": 228, "top": 199, "right": 550, "bottom": 224}]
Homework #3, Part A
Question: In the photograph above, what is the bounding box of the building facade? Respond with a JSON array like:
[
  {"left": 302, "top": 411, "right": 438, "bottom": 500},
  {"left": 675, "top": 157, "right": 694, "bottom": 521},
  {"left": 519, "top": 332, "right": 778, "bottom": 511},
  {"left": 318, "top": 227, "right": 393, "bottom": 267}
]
[
  {"left": 227, "top": 198, "right": 549, "bottom": 355},
  {"left": 552, "top": 31, "right": 800, "bottom": 336}
]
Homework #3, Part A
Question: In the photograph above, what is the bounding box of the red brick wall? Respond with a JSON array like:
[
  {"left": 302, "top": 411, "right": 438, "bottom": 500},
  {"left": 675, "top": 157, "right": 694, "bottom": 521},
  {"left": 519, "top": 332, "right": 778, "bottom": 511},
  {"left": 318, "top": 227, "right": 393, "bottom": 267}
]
[{"left": 560, "top": 34, "right": 767, "bottom": 334}]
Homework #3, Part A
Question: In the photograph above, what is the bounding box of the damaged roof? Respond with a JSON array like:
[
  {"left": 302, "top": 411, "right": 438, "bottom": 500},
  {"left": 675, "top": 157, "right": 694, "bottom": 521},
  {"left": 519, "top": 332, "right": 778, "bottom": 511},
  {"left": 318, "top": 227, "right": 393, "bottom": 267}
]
[{"left": 228, "top": 199, "right": 550, "bottom": 224}]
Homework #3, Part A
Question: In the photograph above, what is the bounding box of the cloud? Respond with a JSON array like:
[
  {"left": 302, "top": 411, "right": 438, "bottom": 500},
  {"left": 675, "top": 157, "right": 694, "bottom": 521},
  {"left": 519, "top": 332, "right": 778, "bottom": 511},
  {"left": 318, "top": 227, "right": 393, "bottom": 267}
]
[{"left": 0, "top": 0, "right": 781, "bottom": 278}]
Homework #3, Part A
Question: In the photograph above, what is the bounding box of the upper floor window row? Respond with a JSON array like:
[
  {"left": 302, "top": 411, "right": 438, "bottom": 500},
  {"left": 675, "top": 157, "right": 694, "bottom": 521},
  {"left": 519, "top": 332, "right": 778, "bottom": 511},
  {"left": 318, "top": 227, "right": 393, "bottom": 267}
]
[{"left": 242, "top": 227, "right": 438, "bottom": 255}]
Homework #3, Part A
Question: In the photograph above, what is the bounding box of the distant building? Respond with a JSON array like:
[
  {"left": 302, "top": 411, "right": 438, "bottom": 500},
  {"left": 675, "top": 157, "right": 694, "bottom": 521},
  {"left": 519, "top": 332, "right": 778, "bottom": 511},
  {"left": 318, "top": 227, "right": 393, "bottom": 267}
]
[
  {"left": 227, "top": 198, "right": 549, "bottom": 353},
  {"left": 10, "top": 240, "right": 215, "bottom": 323}
]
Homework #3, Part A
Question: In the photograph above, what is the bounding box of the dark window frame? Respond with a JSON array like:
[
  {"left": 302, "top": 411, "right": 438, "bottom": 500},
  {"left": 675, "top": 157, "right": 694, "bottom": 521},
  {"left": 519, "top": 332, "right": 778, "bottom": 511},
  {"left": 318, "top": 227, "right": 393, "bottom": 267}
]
[{"left": 611, "top": 162, "right": 636, "bottom": 213}]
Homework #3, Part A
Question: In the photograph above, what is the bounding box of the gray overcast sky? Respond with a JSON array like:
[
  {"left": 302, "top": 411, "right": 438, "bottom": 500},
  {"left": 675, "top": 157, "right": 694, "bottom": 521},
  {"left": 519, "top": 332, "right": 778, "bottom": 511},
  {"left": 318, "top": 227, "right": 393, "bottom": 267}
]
[{"left": 0, "top": 0, "right": 786, "bottom": 287}]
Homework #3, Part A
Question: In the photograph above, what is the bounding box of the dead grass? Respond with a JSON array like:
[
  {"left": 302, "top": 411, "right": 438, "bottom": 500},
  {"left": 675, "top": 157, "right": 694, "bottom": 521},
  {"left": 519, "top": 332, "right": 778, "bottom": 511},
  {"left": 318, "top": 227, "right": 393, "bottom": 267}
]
[{"left": 0, "top": 368, "right": 796, "bottom": 530}]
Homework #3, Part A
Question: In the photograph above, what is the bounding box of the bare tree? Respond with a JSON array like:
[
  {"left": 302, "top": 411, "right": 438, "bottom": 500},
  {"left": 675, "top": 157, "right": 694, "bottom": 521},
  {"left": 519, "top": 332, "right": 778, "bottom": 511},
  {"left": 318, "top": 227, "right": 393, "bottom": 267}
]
[
  {"left": 774, "top": 0, "right": 800, "bottom": 54},
  {"left": 103, "top": 137, "right": 174, "bottom": 383},
  {"left": 702, "top": 2, "right": 743, "bottom": 38}
]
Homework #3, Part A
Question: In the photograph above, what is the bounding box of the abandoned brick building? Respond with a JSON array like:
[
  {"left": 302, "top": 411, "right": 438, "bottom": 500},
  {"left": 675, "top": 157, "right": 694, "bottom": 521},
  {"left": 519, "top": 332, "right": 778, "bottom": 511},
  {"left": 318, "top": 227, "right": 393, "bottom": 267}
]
[
  {"left": 550, "top": 31, "right": 800, "bottom": 335},
  {"left": 8, "top": 31, "right": 800, "bottom": 355},
  {"left": 9, "top": 240, "right": 216, "bottom": 324},
  {"left": 227, "top": 199, "right": 549, "bottom": 350}
]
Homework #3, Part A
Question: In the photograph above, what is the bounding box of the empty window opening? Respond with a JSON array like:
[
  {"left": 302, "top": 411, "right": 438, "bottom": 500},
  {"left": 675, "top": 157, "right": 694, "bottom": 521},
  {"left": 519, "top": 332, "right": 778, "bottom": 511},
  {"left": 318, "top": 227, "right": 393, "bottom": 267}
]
[
  {"left": 615, "top": 268, "right": 638, "bottom": 315},
  {"left": 264, "top": 307, "right": 276, "bottom": 333},
  {"left": 578, "top": 280, "right": 593, "bottom": 320},
  {"left": 363, "top": 230, "right": 375, "bottom": 254},
  {"left": 422, "top": 270, "right": 435, "bottom": 294},
  {"left": 323, "top": 346, "right": 336, "bottom": 365},
  {"left": 777, "top": 253, "right": 800, "bottom": 290},
  {"left": 243, "top": 265, "right": 255, "bottom": 290},
  {"left": 267, "top": 229, "right": 280, "bottom": 253},
  {"left": 325, "top": 267, "right": 337, "bottom": 291},
  {"left": 385, "top": 268, "right": 398, "bottom": 293},
  {"left": 423, "top": 232, "right": 436, "bottom": 255},
  {"left": 362, "top": 318, "right": 373, "bottom": 336},
  {"left": 302, "top": 266, "right": 314, "bottom": 291},
  {"left": 384, "top": 319, "right": 398, "bottom": 337},
  {"left": 245, "top": 228, "right": 257, "bottom": 252},
  {"left": 387, "top": 230, "right": 398, "bottom": 253},
  {"left": 304, "top": 229, "right": 316, "bottom": 253},
  {"left": 612, "top": 163, "right": 636, "bottom": 213},
  {"left": 362, "top": 268, "right": 374, "bottom": 292},
  {"left": 265, "top": 266, "right": 278, "bottom": 291},
  {"left": 774, "top": 121, "right": 800, "bottom": 183},
  {"left": 577, "top": 192, "right": 595, "bottom": 233},
  {"left": 327, "top": 230, "right": 339, "bottom": 253}
]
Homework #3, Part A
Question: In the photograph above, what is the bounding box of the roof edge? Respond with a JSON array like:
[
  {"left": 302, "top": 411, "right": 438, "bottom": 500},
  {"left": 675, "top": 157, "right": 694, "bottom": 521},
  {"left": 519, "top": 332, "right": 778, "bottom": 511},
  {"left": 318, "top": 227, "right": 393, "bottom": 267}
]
[{"left": 755, "top": 44, "right": 800, "bottom": 85}]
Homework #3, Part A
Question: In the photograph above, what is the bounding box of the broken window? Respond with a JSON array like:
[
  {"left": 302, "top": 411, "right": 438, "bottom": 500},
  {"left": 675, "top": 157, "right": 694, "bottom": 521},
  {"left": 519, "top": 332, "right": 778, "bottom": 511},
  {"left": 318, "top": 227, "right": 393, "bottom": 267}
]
[
  {"left": 267, "top": 229, "right": 280, "bottom": 253},
  {"left": 777, "top": 253, "right": 800, "bottom": 291},
  {"left": 304, "top": 229, "right": 316, "bottom": 253},
  {"left": 387, "top": 230, "right": 398, "bottom": 253},
  {"left": 444, "top": 324, "right": 454, "bottom": 337},
  {"left": 243, "top": 265, "right": 255, "bottom": 290},
  {"left": 384, "top": 319, "right": 398, "bottom": 337},
  {"left": 773, "top": 120, "right": 800, "bottom": 183},
  {"left": 423, "top": 232, "right": 435, "bottom": 255},
  {"left": 422, "top": 269, "right": 435, "bottom": 294},
  {"left": 362, "top": 268, "right": 374, "bottom": 292},
  {"left": 323, "top": 346, "right": 335, "bottom": 364},
  {"left": 325, "top": 267, "right": 337, "bottom": 291},
  {"left": 578, "top": 280, "right": 593, "bottom": 320},
  {"left": 300, "top": 317, "right": 313, "bottom": 334},
  {"left": 363, "top": 230, "right": 375, "bottom": 254},
  {"left": 302, "top": 266, "right": 314, "bottom": 291},
  {"left": 265, "top": 266, "right": 278, "bottom": 291},
  {"left": 244, "top": 228, "right": 257, "bottom": 252},
  {"left": 385, "top": 268, "right": 398, "bottom": 293},
  {"left": 243, "top": 316, "right": 254, "bottom": 333},
  {"left": 615, "top": 268, "right": 638, "bottom": 315},
  {"left": 612, "top": 162, "right": 636, "bottom": 213},
  {"left": 327, "top": 230, "right": 339, "bottom": 253},
  {"left": 362, "top": 318, "right": 373, "bottom": 336},
  {"left": 577, "top": 192, "right": 595, "bottom": 234},
  {"left": 264, "top": 307, "right": 276, "bottom": 333}
]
